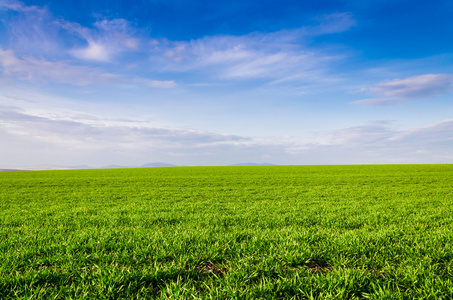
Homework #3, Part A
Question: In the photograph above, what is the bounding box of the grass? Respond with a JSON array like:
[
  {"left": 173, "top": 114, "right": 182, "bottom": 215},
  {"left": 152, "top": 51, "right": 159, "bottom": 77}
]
[{"left": 1, "top": 164, "right": 453, "bottom": 299}]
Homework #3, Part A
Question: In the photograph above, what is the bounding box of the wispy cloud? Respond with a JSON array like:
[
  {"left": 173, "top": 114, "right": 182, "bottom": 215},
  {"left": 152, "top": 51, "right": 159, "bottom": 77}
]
[
  {"left": 307, "top": 120, "right": 453, "bottom": 163},
  {"left": 2, "top": 1, "right": 140, "bottom": 62},
  {"left": 0, "top": 0, "right": 46, "bottom": 13},
  {"left": 0, "top": 105, "right": 251, "bottom": 155},
  {"left": 71, "top": 41, "right": 112, "bottom": 62},
  {"left": 0, "top": 48, "right": 121, "bottom": 85},
  {"left": 2, "top": 103, "right": 452, "bottom": 166},
  {"left": 352, "top": 74, "right": 453, "bottom": 106},
  {"left": 149, "top": 30, "right": 342, "bottom": 84},
  {"left": 0, "top": 48, "right": 177, "bottom": 88},
  {"left": 146, "top": 80, "right": 177, "bottom": 89},
  {"left": 390, "top": 119, "right": 453, "bottom": 145},
  {"left": 141, "top": 12, "right": 356, "bottom": 84},
  {"left": 0, "top": 0, "right": 63, "bottom": 57},
  {"left": 57, "top": 18, "right": 140, "bottom": 62},
  {"left": 312, "top": 12, "right": 357, "bottom": 35},
  {"left": 1, "top": 1, "right": 355, "bottom": 89}
]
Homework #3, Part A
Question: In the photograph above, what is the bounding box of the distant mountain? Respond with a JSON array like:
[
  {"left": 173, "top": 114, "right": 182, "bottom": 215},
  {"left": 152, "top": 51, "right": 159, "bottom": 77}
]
[
  {"left": 102, "top": 163, "right": 178, "bottom": 169},
  {"left": 141, "top": 162, "right": 178, "bottom": 168},
  {"left": 102, "top": 165, "right": 132, "bottom": 169},
  {"left": 67, "top": 165, "right": 92, "bottom": 169},
  {"left": 228, "top": 163, "right": 276, "bottom": 166}
]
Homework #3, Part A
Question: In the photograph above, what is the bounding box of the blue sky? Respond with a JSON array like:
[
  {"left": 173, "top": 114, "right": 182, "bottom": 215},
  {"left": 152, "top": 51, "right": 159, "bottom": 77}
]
[{"left": 1, "top": 0, "right": 452, "bottom": 168}]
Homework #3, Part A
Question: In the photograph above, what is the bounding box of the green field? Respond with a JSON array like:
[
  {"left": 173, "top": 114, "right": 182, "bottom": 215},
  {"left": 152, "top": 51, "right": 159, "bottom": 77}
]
[{"left": 1, "top": 165, "right": 453, "bottom": 299}]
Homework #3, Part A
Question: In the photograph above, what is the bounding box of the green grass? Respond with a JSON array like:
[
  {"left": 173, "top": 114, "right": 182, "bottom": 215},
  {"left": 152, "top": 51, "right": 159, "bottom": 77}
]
[{"left": 1, "top": 165, "right": 453, "bottom": 299}]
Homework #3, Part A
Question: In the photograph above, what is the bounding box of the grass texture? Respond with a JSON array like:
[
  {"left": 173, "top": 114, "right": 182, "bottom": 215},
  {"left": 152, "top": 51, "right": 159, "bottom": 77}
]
[{"left": 1, "top": 165, "right": 453, "bottom": 299}]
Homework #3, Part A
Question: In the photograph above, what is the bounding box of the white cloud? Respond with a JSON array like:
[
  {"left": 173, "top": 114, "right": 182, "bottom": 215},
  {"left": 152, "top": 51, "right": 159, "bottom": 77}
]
[
  {"left": 312, "top": 12, "right": 357, "bottom": 35},
  {"left": 224, "top": 52, "right": 295, "bottom": 78},
  {"left": 0, "top": 48, "right": 120, "bottom": 85},
  {"left": 0, "top": 0, "right": 46, "bottom": 14},
  {"left": 391, "top": 119, "right": 453, "bottom": 144},
  {"left": 93, "top": 19, "right": 139, "bottom": 50},
  {"left": 2, "top": 1, "right": 352, "bottom": 89},
  {"left": 0, "top": 48, "right": 177, "bottom": 88},
  {"left": 148, "top": 30, "right": 339, "bottom": 84},
  {"left": 352, "top": 74, "right": 453, "bottom": 106},
  {"left": 316, "top": 124, "right": 395, "bottom": 147},
  {"left": 1, "top": 4, "right": 176, "bottom": 87},
  {"left": 141, "top": 12, "right": 356, "bottom": 84},
  {"left": 1, "top": 102, "right": 453, "bottom": 167},
  {"left": 0, "top": 0, "right": 63, "bottom": 58},
  {"left": 303, "top": 120, "right": 453, "bottom": 163},
  {"left": 146, "top": 80, "right": 177, "bottom": 89},
  {"left": 2, "top": 1, "right": 129, "bottom": 62},
  {"left": 71, "top": 40, "right": 111, "bottom": 62},
  {"left": 59, "top": 17, "right": 140, "bottom": 62},
  {"left": 94, "top": 18, "right": 129, "bottom": 32},
  {"left": 0, "top": 105, "right": 251, "bottom": 153}
]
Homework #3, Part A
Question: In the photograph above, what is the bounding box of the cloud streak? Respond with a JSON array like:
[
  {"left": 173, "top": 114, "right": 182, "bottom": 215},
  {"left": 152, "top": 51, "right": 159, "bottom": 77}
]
[
  {"left": 313, "top": 12, "right": 357, "bottom": 35},
  {"left": 283, "top": 120, "right": 453, "bottom": 164},
  {"left": 0, "top": 0, "right": 46, "bottom": 13},
  {"left": 143, "top": 12, "right": 356, "bottom": 84},
  {"left": 149, "top": 31, "right": 339, "bottom": 84},
  {"left": 0, "top": 105, "right": 251, "bottom": 151},
  {"left": 59, "top": 18, "right": 140, "bottom": 62},
  {"left": 0, "top": 48, "right": 121, "bottom": 85},
  {"left": 0, "top": 48, "right": 177, "bottom": 88},
  {"left": 1, "top": 104, "right": 452, "bottom": 167},
  {"left": 1, "top": 1, "right": 356, "bottom": 89},
  {"left": 352, "top": 74, "right": 453, "bottom": 106}
]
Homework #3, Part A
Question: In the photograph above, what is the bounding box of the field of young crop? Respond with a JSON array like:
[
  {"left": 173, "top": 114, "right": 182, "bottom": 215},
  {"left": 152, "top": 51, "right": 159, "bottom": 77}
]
[{"left": 1, "top": 165, "right": 453, "bottom": 299}]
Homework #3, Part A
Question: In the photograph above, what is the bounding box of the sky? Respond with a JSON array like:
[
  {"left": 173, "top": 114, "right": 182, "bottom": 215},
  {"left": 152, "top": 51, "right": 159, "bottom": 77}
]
[{"left": 1, "top": 0, "right": 453, "bottom": 168}]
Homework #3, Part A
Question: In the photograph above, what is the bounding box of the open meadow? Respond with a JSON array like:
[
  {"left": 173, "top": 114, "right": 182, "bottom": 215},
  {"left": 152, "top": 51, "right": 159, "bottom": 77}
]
[{"left": 1, "top": 165, "right": 453, "bottom": 299}]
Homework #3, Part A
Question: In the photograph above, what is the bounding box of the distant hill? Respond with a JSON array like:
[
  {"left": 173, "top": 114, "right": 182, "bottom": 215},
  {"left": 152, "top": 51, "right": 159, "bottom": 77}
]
[
  {"left": 102, "top": 165, "right": 132, "bottom": 169},
  {"left": 141, "top": 162, "right": 178, "bottom": 168},
  {"left": 228, "top": 163, "right": 276, "bottom": 166},
  {"left": 102, "top": 163, "right": 179, "bottom": 169},
  {"left": 71, "top": 165, "right": 92, "bottom": 169}
]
